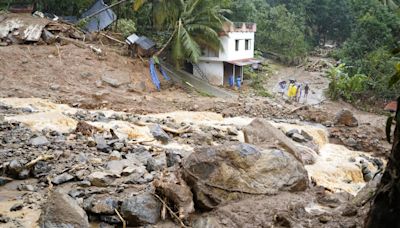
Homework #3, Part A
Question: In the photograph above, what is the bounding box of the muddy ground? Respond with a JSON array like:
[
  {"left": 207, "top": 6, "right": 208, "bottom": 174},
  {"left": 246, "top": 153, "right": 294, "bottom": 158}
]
[{"left": 0, "top": 43, "right": 393, "bottom": 228}]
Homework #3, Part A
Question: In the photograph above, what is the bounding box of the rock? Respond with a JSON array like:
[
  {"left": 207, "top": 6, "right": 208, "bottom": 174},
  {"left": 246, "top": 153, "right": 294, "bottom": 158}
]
[
  {"left": 300, "top": 130, "right": 313, "bottom": 141},
  {"left": 166, "top": 150, "right": 182, "bottom": 167},
  {"left": 113, "top": 142, "right": 124, "bottom": 151},
  {"left": 101, "top": 74, "right": 124, "bottom": 88},
  {"left": 52, "top": 173, "right": 74, "bottom": 185},
  {"left": 182, "top": 143, "right": 308, "bottom": 210},
  {"left": 109, "top": 151, "right": 122, "bottom": 160},
  {"left": 39, "top": 190, "right": 90, "bottom": 228},
  {"left": 128, "top": 81, "right": 147, "bottom": 93},
  {"left": 68, "top": 189, "right": 85, "bottom": 198},
  {"left": 243, "top": 119, "right": 303, "bottom": 163},
  {"left": 146, "top": 153, "right": 167, "bottom": 172},
  {"left": 10, "top": 203, "right": 23, "bottom": 211},
  {"left": 121, "top": 193, "right": 161, "bottom": 225},
  {"left": 319, "top": 215, "right": 331, "bottom": 224},
  {"left": 30, "top": 136, "right": 49, "bottom": 146},
  {"left": 335, "top": 109, "right": 358, "bottom": 127},
  {"left": 88, "top": 172, "right": 115, "bottom": 187},
  {"left": 192, "top": 216, "right": 222, "bottom": 228},
  {"left": 150, "top": 124, "right": 171, "bottom": 144},
  {"left": 99, "top": 215, "right": 121, "bottom": 225},
  {"left": 286, "top": 129, "right": 299, "bottom": 137},
  {"left": 0, "top": 176, "right": 13, "bottom": 186},
  {"left": 18, "top": 184, "right": 35, "bottom": 192},
  {"left": 95, "top": 136, "right": 111, "bottom": 152},
  {"left": 353, "top": 173, "right": 381, "bottom": 206},
  {"left": 154, "top": 172, "right": 194, "bottom": 219},
  {"left": 33, "top": 161, "right": 52, "bottom": 178},
  {"left": 291, "top": 133, "right": 306, "bottom": 143},
  {"left": 227, "top": 127, "right": 239, "bottom": 136},
  {"left": 7, "top": 160, "right": 29, "bottom": 179},
  {"left": 341, "top": 204, "right": 358, "bottom": 217},
  {"left": 83, "top": 195, "right": 118, "bottom": 215}
]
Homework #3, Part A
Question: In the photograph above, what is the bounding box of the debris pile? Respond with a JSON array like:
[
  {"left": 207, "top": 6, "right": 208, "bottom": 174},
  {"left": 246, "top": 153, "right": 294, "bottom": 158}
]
[
  {"left": 0, "top": 13, "right": 85, "bottom": 46},
  {"left": 0, "top": 99, "right": 386, "bottom": 227}
]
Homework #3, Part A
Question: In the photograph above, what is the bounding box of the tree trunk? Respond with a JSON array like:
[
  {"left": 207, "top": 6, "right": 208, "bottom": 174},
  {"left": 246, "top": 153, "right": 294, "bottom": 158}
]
[{"left": 366, "top": 96, "right": 400, "bottom": 227}]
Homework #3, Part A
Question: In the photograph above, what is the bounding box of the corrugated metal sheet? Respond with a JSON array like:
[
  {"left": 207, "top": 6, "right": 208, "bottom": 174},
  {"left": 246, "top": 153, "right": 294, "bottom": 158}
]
[
  {"left": 126, "top": 33, "right": 139, "bottom": 45},
  {"left": 136, "top": 36, "right": 155, "bottom": 50},
  {"left": 81, "top": 0, "right": 116, "bottom": 32},
  {"left": 0, "top": 14, "right": 49, "bottom": 42}
]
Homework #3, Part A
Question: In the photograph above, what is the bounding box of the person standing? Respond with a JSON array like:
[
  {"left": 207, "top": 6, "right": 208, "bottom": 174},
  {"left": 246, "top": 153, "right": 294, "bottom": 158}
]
[
  {"left": 304, "top": 83, "right": 309, "bottom": 100},
  {"left": 278, "top": 80, "right": 287, "bottom": 97}
]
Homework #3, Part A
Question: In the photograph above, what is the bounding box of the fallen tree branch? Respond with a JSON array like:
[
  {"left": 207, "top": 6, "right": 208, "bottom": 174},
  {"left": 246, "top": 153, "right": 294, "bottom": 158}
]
[
  {"left": 115, "top": 209, "right": 126, "bottom": 228},
  {"left": 152, "top": 193, "right": 188, "bottom": 228},
  {"left": 100, "top": 32, "right": 126, "bottom": 45},
  {"left": 162, "top": 125, "right": 191, "bottom": 135},
  {"left": 25, "top": 154, "right": 54, "bottom": 168}
]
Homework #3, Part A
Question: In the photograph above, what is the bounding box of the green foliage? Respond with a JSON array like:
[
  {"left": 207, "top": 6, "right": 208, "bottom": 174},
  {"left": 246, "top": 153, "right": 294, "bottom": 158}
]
[
  {"left": 256, "top": 5, "right": 308, "bottom": 65},
  {"left": 35, "top": 0, "right": 93, "bottom": 17},
  {"left": 326, "top": 64, "right": 368, "bottom": 101},
  {"left": 244, "top": 66, "right": 272, "bottom": 97},
  {"left": 116, "top": 19, "right": 136, "bottom": 38}
]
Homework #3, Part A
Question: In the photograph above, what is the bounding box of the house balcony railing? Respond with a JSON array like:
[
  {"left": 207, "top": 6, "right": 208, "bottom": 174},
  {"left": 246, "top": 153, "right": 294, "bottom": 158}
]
[{"left": 222, "top": 22, "right": 257, "bottom": 33}]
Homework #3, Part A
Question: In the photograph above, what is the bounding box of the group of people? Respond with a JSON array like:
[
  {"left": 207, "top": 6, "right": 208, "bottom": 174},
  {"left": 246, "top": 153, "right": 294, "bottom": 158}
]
[{"left": 278, "top": 79, "right": 309, "bottom": 102}]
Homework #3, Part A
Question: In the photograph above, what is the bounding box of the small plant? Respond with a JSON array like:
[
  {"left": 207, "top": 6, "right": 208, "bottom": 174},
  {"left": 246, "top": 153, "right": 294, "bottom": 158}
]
[
  {"left": 326, "top": 64, "right": 368, "bottom": 101},
  {"left": 116, "top": 19, "right": 137, "bottom": 38}
]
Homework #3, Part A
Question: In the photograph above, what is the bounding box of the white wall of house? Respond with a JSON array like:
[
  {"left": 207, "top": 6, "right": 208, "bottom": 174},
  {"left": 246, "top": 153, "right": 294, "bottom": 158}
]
[
  {"left": 193, "top": 61, "right": 224, "bottom": 85},
  {"left": 199, "top": 32, "right": 255, "bottom": 62}
]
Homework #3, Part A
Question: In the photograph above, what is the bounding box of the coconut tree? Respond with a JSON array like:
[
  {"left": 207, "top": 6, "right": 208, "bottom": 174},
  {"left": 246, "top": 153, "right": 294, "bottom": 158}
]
[{"left": 134, "top": 0, "right": 228, "bottom": 66}]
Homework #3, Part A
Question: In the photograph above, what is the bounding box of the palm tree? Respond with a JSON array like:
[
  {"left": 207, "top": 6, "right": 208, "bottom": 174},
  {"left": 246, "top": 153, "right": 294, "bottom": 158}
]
[{"left": 134, "top": 0, "right": 228, "bottom": 67}]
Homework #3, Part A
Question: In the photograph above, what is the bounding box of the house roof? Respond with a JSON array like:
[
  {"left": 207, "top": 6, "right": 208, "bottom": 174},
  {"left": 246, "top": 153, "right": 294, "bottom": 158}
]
[
  {"left": 81, "top": 0, "right": 116, "bottom": 32},
  {"left": 227, "top": 58, "right": 261, "bottom": 66}
]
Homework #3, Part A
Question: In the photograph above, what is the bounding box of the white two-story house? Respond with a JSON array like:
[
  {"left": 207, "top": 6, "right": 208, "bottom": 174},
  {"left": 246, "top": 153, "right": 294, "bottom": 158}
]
[{"left": 193, "top": 22, "right": 259, "bottom": 86}]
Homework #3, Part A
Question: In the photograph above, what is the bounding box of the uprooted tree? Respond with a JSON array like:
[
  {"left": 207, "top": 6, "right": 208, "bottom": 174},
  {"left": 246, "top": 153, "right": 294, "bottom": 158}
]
[{"left": 366, "top": 96, "right": 400, "bottom": 227}]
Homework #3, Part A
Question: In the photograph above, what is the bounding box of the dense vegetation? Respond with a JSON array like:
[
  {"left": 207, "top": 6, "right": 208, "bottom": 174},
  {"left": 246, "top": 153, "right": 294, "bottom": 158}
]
[{"left": 1, "top": 0, "right": 399, "bottom": 101}]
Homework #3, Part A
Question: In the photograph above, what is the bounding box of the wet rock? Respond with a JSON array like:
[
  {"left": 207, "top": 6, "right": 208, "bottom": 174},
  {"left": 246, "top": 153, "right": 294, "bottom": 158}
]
[
  {"left": 353, "top": 173, "right": 382, "bottom": 206},
  {"left": 292, "top": 133, "right": 306, "bottom": 143},
  {"left": 88, "top": 172, "right": 115, "bottom": 187},
  {"left": 7, "top": 160, "right": 23, "bottom": 177},
  {"left": 154, "top": 172, "right": 194, "bottom": 219},
  {"left": 182, "top": 143, "right": 308, "bottom": 210},
  {"left": 78, "top": 180, "right": 91, "bottom": 187},
  {"left": 52, "top": 173, "right": 74, "bottom": 185},
  {"left": 113, "top": 142, "right": 124, "bottom": 151},
  {"left": 83, "top": 195, "right": 118, "bottom": 215},
  {"left": 243, "top": 119, "right": 303, "bottom": 163},
  {"left": 150, "top": 124, "right": 171, "bottom": 144},
  {"left": 39, "top": 190, "right": 90, "bottom": 228},
  {"left": 121, "top": 193, "right": 161, "bottom": 225},
  {"left": 30, "top": 135, "right": 49, "bottom": 146},
  {"left": 319, "top": 214, "right": 332, "bottom": 224},
  {"left": 0, "top": 176, "right": 13, "bottom": 186},
  {"left": 18, "top": 169, "right": 30, "bottom": 179},
  {"left": 109, "top": 151, "right": 122, "bottom": 160},
  {"left": 273, "top": 214, "right": 291, "bottom": 227},
  {"left": 300, "top": 130, "right": 313, "bottom": 141},
  {"left": 335, "top": 109, "right": 358, "bottom": 127},
  {"left": 10, "top": 203, "right": 23, "bottom": 211},
  {"left": 286, "top": 129, "right": 299, "bottom": 137},
  {"left": 227, "top": 127, "right": 239, "bottom": 136}
]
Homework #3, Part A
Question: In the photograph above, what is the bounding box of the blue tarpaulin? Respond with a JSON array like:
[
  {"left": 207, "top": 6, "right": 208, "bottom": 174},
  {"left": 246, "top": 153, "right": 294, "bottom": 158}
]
[
  {"left": 149, "top": 58, "right": 161, "bottom": 91},
  {"left": 81, "top": 0, "right": 117, "bottom": 32},
  {"left": 158, "top": 65, "right": 170, "bottom": 81}
]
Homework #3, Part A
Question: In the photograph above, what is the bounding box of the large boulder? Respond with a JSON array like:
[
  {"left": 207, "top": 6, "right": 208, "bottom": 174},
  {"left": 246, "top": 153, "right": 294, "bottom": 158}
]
[
  {"left": 335, "top": 109, "right": 358, "bottom": 127},
  {"left": 121, "top": 193, "right": 161, "bottom": 225},
  {"left": 243, "top": 118, "right": 304, "bottom": 163},
  {"left": 182, "top": 143, "right": 308, "bottom": 210},
  {"left": 39, "top": 190, "right": 90, "bottom": 228}
]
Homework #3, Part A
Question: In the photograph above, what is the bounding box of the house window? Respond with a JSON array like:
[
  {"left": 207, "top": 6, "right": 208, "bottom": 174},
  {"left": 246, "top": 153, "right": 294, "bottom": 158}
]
[
  {"left": 235, "top": 40, "right": 240, "bottom": 51},
  {"left": 245, "top": 39, "right": 251, "bottom": 50}
]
